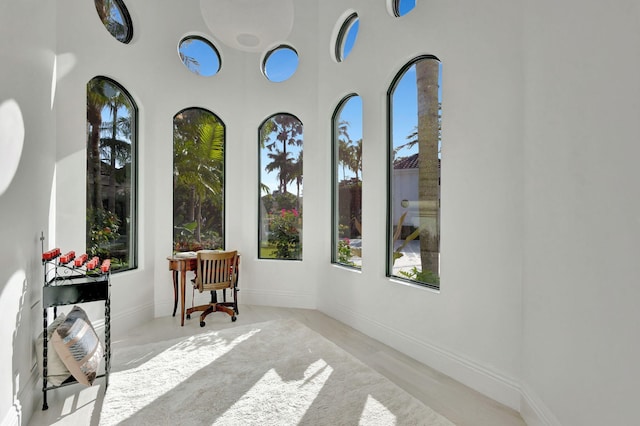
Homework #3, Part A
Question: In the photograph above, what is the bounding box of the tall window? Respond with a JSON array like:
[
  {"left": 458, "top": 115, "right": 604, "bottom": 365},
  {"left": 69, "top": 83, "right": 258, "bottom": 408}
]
[
  {"left": 173, "top": 108, "right": 225, "bottom": 252},
  {"left": 259, "top": 114, "right": 303, "bottom": 260},
  {"left": 388, "top": 56, "right": 442, "bottom": 288},
  {"left": 86, "top": 76, "right": 136, "bottom": 272},
  {"left": 332, "top": 95, "right": 362, "bottom": 268}
]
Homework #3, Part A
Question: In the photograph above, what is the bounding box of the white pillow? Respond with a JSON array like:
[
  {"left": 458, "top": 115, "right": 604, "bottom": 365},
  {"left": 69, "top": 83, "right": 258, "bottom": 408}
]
[
  {"left": 52, "top": 306, "right": 104, "bottom": 386},
  {"left": 35, "top": 313, "right": 71, "bottom": 386}
]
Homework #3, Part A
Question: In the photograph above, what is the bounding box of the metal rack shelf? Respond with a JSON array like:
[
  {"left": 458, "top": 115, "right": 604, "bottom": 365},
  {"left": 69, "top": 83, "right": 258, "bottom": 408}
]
[{"left": 40, "top": 235, "right": 111, "bottom": 410}]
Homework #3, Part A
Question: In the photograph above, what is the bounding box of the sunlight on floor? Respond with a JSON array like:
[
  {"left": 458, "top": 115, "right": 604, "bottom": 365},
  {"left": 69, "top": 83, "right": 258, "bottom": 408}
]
[
  {"left": 362, "top": 394, "right": 397, "bottom": 424},
  {"left": 216, "top": 359, "right": 332, "bottom": 424},
  {"left": 104, "top": 327, "right": 262, "bottom": 425}
]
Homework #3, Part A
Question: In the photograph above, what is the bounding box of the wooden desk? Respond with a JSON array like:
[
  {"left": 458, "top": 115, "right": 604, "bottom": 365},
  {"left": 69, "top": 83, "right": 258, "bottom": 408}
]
[
  {"left": 168, "top": 251, "right": 241, "bottom": 326},
  {"left": 167, "top": 255, "right": 196, "bottom": 326}
]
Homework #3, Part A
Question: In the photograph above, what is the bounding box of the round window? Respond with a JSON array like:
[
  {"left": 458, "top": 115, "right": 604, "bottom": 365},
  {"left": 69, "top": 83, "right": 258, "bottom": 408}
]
[
  {"left": 335, "top": 13, "right": 359, "bottom": 62},
  {"left": 94, "top": 0, "right": 133, "bottom": 43},
  {"left": 178, "top": 36, "right": 221, "bottom": 77},
  {"left": 263, "top": 45, "right": 299, "bottom": 83}
]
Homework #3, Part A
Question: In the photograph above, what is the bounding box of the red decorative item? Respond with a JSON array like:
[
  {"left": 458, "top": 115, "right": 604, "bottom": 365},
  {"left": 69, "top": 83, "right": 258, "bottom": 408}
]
[
  {"left": 74, "top": 253, "right": 88, "bottom": 267},
  {"left": 86, "top": 256, "right": 99, "bottom": 270},
  {"left": 42, "top": 248, "right": 60, "bottom": 261},
  {"left": 59, "top": 251, "right": 76, "bottom": 264},
  {"left": 100, "top": 259, "right": 111, "bottom": 273}
]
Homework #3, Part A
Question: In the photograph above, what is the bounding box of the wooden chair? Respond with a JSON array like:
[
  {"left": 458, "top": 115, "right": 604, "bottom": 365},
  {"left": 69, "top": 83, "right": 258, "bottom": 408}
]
[{"left": 186, "top": 250, "right": 239, "bottom": 327}]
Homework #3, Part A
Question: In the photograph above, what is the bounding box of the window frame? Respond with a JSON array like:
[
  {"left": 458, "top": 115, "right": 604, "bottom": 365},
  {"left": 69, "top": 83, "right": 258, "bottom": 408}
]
[
  {"left": 86, "top": 75, "right": 138, "bottom": 273},
  {"left": 262, "top": 44, "right": 299, "bottom": 83},
  {"left": 258, "top": 113, "right": 304, "bottom": 261},
  {"left": 386, "top": 55, "right": 441, "bottom": 289},
  {"left": 390, "top": 0, "right": 416, "bottom": 18},
  {"left": 172, "top": 107, "right": 227, "bottom": 252},
  {"left": 178, "top": 35, "right": 222, "bottom": 77},
  {"left": 335, "top": 12, "right": 359, "bottom": 62},
  {"left": 94, "top": 0, "right": 134, "bottom": 44},
  {"left": 331, "top": 93, "right": 362, "bottom": 269}
]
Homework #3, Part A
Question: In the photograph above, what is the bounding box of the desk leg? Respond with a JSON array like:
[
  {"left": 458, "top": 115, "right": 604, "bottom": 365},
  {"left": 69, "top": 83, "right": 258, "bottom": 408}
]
[
  {"left": 172, "top": 271, "right": 178, "bottom": 317},
  {"left": 180, "top": 269, "right": 186, "bottom": 326}
]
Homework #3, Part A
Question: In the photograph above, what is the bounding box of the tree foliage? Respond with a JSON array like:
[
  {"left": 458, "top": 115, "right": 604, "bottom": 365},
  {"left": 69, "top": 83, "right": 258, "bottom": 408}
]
[
  {"left": 173, "top": 109, "right": 224, "bottom": 249},
  {"left": 86, "top": 77, "right": 134, "bottom": 268}
]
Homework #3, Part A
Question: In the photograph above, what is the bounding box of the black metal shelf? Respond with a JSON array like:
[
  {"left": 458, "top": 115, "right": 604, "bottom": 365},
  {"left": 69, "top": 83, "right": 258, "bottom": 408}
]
[{"left": 40, "top": 243, "right": 111, "bottom": 410}]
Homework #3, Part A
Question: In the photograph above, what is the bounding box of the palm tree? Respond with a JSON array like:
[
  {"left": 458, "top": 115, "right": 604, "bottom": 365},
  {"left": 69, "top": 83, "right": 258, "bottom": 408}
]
[
  {"left": 87, "top": 77, "right": 134, "bottom": 263},
  {"left": 101, "top": 91, "right": 132, "bottom": 213},
  {"left": 94, "top": 0, "right": 128, "bottom": 42},
  {"left": 87, "top": 78, "right": 110, "bottom": 211},
  {"left": 290, "top": 151, "right": 303, "bottom": 212},
  {"left": 337, "top": 119, "right": 353, "bottom": 181},
  {"left": 338, "top": 139, "right": 353, "bottom": 180},
  {"left": 265, "top": 149, "right": 294, "bottom": 195},
  {"left": 416, "top": 59, "right": 441, "bottom": 277},
  {"left": 178, "top": 38, "right": 201, "bottom": 74},
  {"left": 263, "top": 114, "right": 303, "bottom": 194},
  {"left": 173, "top": 109, "right": 224, "bottom": 243},
  {"left": 348, "top": 139, "right": 362, "bottom": 182}
]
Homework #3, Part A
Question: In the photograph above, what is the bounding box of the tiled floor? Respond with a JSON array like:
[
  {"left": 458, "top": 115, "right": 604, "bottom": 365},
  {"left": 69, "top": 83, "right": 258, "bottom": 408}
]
[{"left": 27, "top": 305, "right": 526, "bottom": 426}]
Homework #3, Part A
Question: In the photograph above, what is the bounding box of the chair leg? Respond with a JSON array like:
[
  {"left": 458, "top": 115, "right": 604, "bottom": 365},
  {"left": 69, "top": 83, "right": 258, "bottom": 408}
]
[
  {"left": 191, "top": 286, "right": 238, "bottom": 326},
  {"left": 213, "top": 304, "right": 236, "bottom": 322},
  {"left": 232, "top": 287, "right": 238, "bottom": 314},
  {"left": 198, "top": 305, "right": 215, "bottom": 326}
]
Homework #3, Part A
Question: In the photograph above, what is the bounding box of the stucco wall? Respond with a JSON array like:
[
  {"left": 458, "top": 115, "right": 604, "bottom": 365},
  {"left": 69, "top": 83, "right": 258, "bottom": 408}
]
[
  {"left": 0, "top": 0, "right": 57, "bottom": 423},
  {"left": 316, "top": 0, "right": 525, "bottom": 409},
  {"left": 521, "top": 1, "right": 640, "bottom": 424}
]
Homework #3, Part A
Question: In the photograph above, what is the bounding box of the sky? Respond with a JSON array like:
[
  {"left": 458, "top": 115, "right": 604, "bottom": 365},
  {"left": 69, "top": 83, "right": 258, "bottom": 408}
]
[{"left": 179, "top": 38, "right": 220, "bottom": 77}]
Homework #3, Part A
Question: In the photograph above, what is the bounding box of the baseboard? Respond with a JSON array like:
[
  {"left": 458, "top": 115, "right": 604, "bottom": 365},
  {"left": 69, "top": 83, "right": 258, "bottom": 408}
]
[
  {"left": 107, "top": 302, "right": 155, "bottom": 334},
  {"left": 520, "top": 383, "right": 562, "bottom": 426},
  {"left": 239, "top": 288, "right": 316, "bottom": 309},
  {"left": 322, "top": 303, "right": 522, "bottom": 411},
  {"left": 155, "top": 289, "right": 316, "bottom": 318}
]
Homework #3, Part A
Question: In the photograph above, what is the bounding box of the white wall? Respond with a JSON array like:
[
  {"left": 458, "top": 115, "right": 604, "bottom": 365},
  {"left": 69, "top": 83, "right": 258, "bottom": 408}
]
[
  {"left": 393, "top": 169, "right": 420, "bottom": 227},
  {"left": 317, "top": 0, "right": 525, "bottom": 410},
  {"left": 0, "top": 1, "right": 56, "bottom": 424},
  {"left": 6, "top": 0, "right": 639, "bottom": 425},
  {"left": 521, "top": 1, "right": 640, "bottom": 425}
]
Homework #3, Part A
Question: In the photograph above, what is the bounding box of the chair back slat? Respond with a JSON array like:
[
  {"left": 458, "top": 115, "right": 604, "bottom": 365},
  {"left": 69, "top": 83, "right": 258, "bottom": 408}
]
[{"left": 195, "top": 250, "right": 238, "bottom": 292}]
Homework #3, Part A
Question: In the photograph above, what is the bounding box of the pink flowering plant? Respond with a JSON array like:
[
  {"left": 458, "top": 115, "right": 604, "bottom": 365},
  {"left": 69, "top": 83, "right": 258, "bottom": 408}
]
[
  {"left": 337, "top": 238, "right": 355, "bottom": 266},
  {"left": 268, "top": 208, "right": 301, "bottom": 259}
]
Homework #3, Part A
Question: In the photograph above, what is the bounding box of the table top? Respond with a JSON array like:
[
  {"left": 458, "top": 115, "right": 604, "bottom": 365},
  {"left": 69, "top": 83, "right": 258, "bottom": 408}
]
[
  {"left": 167, "top": 251, "right": 197, "bottom": 261},
  {"left": 167, "top": 250, "right": 241, "bottom": 262}
]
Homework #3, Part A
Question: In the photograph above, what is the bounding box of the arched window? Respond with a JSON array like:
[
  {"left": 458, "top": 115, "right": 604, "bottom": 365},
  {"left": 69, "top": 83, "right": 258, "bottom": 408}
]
[
  {"left": 387, "top": 56, "right": 442, "bottom": 288},
  {"left": 259, "top": 113, "right": 303, "bottom": 260},
  {"left": 94, "top": 0, "right": 133, "bottom": 43},
  {"left": 332, "top": 94, "right": 363, "bottom": 268},
  {"left": 263, "top": 45, "right": 299, "bottom": 82},
  {"left": 173, "top": 108, "right": 226, "bottom": 251},
  {"left": 86, "top": 76, "right": 137, "bottom": 272},
  {"left": 178, "top": 36, "right": 222, "bottom": 77}
]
